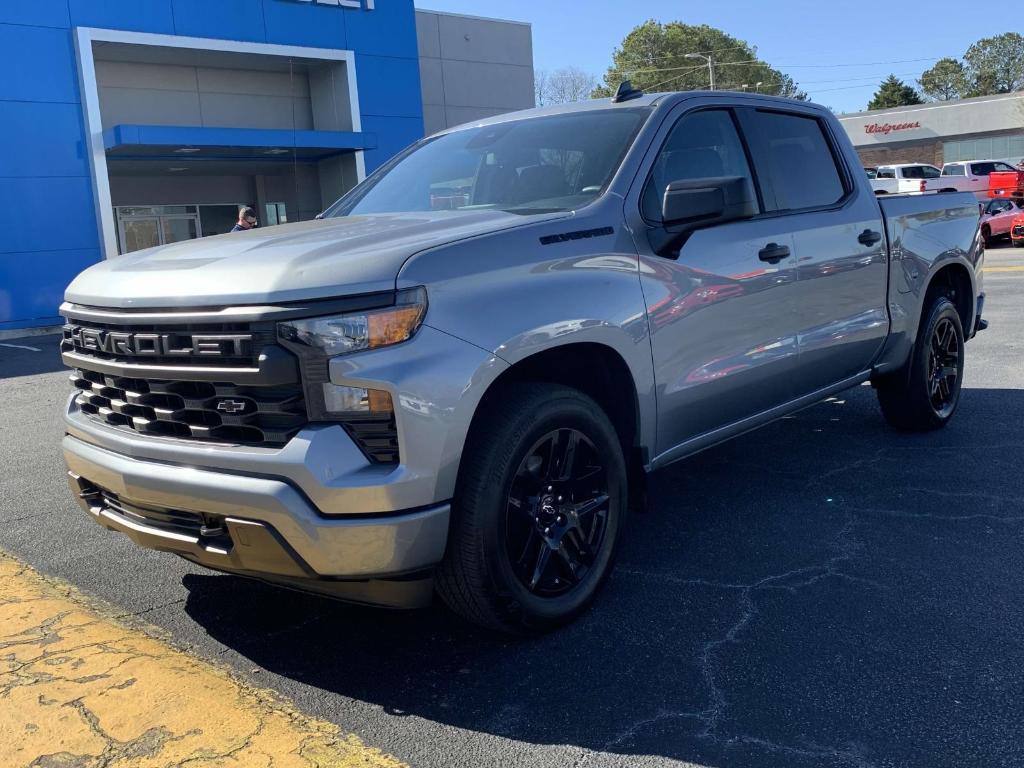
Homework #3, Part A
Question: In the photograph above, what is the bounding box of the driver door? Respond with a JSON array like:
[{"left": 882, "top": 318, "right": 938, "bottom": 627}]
[{"left": 629, "top": 107, "right": 802, "bottom": 459}]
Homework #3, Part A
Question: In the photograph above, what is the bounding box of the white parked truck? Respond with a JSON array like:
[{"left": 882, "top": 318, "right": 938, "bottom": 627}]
[
  {"left": 939, "top": 160, "right": 1020, "bottom": 200},
  {"left": 870, "top": 164, "right": 943, "bottom": 195}
]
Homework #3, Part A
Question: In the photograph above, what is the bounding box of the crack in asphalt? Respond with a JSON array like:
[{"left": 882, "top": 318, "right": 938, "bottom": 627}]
[{"left": 579, "top": 516, "right": 880, "bottom": 768}]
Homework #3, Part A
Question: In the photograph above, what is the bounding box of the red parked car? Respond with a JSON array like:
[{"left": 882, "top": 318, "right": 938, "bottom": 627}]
[
  {"left": 980, "top": 199, "right": 1024, "bottom": 244},
  {"left": 1011, "top": 212, "right": 1024, "bottom": 247}
]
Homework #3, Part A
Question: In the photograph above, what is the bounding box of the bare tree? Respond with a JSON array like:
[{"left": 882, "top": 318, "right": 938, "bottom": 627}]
[
  {"left": 534, "top": 69, "right": 550, "bottom": 106},
  {"left": 535, "top": 66, "right": 597, "bottom": 106}
]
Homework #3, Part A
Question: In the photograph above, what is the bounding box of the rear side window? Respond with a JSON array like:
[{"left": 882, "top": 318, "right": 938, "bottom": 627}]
[
  {"left": 876, "top": 168, "right": 896, "bottom": 179},
  {"left": 970, "top": 161, "right": 1016, "bottom": 176},
  {"left": 943, "top": 164, "right": 966, "bottom": 176},
  {"left": 749, "top": 111, "right": 845, "bottom": 211},
  {"left": 641, "top": 109, "right": 757, "bottom": 223},
  {"left": 902, "top": 165, "right": 940, "bottom": 179}
]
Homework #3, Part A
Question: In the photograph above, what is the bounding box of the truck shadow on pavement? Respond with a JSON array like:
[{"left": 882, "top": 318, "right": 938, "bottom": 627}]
[{"left": 182, "top": 384, "right": 1024, "bottom": 768}]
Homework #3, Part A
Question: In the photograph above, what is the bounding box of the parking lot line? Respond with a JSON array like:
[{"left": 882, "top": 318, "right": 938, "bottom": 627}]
[
  {"left": 0, "top": 551, "right": 407, "bottom": 768},
  {"left": 983, "top": 265, "right": 1024, "bottom": 272}
]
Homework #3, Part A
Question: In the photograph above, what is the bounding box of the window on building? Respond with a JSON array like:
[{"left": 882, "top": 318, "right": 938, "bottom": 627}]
[
  {"left": 944, "top": 135, "right": 1024, "bottom": 164},
  {"left": 264, "top": 203, "right": 288, "bottom": 226}
]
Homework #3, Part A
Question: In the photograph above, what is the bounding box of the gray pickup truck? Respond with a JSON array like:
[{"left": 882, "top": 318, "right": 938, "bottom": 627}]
[{"left": 60, "top": 87, "right": 985, "bottom": 632}]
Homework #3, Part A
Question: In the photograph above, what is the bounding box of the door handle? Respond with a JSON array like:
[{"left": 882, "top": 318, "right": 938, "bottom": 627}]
[
  {"left": 858, "top": 229, "right": 882, "bottom": 247},
  {"left": 758, "top": 242, "right": 791, "bottom": 263}
]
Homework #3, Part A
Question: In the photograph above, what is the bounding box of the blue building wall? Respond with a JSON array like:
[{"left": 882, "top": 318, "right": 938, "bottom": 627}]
[{"left": 0, "top": 0, "right": 424, "bottom": 331}]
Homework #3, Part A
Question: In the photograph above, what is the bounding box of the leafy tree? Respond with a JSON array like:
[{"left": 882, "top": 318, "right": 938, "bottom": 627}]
[
  {"left": 919, "top": 58, "right": 968, "bottom": 101},
  {"left": 592, "top": 20, "right": 806, "bottom": 100},
  {"left": 867, "top": 75, "right": 923, "bottom": 110},
  {"left": 535, "top": 66, "right": 598, "bottom": 106},
  {"left": 963, "top": 33, "right": 1024, "bottom": 95}
]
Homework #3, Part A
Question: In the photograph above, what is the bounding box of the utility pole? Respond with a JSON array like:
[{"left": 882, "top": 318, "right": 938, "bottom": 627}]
[{"left": 685, "top": 53, "right": 715, "bottom": 90}]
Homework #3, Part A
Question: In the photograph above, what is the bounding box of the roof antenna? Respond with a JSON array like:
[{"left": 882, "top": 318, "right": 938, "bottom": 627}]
[{"left": 612, "top": 79, "right": 644, "bottom": 103}]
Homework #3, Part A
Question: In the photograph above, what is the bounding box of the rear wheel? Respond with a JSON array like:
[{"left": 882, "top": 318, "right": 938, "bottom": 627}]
[
  {"left": 436, "top": 383, "right": 627, "bottom": 633},
  {"left": 981, "top": 224, "right": 992, "bottom": 247},
  {"left": 876, "top": 292, "right": 965, "bottom": 431}
]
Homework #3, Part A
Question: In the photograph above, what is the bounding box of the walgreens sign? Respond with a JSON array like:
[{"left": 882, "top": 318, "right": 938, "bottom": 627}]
[{"left": 864, "top": 121, "right": 922, "bottom": 135}]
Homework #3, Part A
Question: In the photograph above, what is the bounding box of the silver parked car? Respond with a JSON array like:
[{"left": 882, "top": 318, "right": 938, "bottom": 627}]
[{"left": 61, "top": 86, "right": 985, "bottom": 632}]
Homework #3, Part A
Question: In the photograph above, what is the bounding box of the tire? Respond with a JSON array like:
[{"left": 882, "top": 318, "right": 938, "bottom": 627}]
[
  {"left": 876, "top": 292, "right": 965, "bottom": 431},
  {"left": 981, "top": 224, "right": 992, "bottom": 247},
  {"left": 1013, "top": 240, "right": 1024, "bottom": 248},
  {"left": 436, "top": 383, "right": 627, "bottom": 634}
]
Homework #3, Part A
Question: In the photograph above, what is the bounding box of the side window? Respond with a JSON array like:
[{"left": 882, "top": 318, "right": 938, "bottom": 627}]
[
  {"left": 641, "top": 109, "right": 757, "bottom": 223},
  {"left": 876, "top": 168, "right": 896, "bottom": 179},
  {"left": 921, "top": 165, "right": 941, "bottom": 179},
  {"left": 748, "top": 111, "right": 846, "bottom": 211},
  {"left": 944, "top": 165, "right": 966, "bottom": 176}
]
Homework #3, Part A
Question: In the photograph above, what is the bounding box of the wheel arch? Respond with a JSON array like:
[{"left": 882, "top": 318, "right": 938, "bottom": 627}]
[
  {"left": 470, "top": 342, "right": 642, "bottom": 457},
  {"left": 925, "top": 261, "right": 974, "bottom": 334},
  {"left": 457, "top": 342, "right": 650, "bottom": 507}
]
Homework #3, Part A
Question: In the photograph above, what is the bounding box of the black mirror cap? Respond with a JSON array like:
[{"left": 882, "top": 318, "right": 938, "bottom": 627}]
[{"left": 661, "top": 175, "right": 757, "bottom": 231}]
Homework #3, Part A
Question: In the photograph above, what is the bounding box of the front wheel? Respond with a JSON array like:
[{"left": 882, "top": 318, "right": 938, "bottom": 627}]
[
  {"left": 436, "top": 383, "right": 627, "bottom": 633},
  {"left": 876, "top": 292, "right": 965, "bottom": 431}
]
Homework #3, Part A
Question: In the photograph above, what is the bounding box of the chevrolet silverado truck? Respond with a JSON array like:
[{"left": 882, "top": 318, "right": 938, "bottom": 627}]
[{"left": 61, "top": 86, "right": 986, "bottom": 633}]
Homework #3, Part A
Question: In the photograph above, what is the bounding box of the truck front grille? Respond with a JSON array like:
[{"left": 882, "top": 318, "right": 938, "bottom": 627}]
[{"left": 70, "top": 368, "right": 306, "bottom": 446}]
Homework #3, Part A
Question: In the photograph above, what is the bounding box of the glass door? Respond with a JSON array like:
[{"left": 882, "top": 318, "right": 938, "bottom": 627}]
[
  {"left": 161, "top": 216, "right": 199, "bottom": 245},
  {"left": 116, "top": 206, "right": 202, "bottom": 254},
  {"left": 120, "top": 217, "right": 161, "bottom": 253}
]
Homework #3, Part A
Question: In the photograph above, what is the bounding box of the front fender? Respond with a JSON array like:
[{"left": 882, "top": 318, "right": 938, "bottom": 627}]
[{"left": 398, "top": 213, "right": 657, "bottom": 461}]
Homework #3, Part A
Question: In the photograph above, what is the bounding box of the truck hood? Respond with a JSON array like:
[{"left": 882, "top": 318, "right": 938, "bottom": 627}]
[{"left": 65, "top": 210, "right": 565, "bottom": 309}]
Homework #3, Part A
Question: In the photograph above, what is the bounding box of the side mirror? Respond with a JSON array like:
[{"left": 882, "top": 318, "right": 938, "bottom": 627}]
[{"left": 661, "top": 176, "right": 757, "bottom": 231}]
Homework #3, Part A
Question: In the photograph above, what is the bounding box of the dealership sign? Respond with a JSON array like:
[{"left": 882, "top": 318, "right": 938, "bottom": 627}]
[
  {"left": 864, "top": 121, "right": 922, "bottom": 135},
  {"left": 292, "top": 0, "right": 375, "bottom": 8}
]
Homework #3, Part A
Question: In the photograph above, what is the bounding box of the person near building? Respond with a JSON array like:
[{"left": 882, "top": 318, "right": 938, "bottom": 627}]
[{"left": 230, "top": 206, "right": 259, "bottom": 232}]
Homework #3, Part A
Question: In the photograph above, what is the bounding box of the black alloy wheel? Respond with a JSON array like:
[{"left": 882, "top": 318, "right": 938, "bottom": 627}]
[
  {"left": 927, "top": 316, "right": 960, "bottom": 418},
  {"left": 505, "top": 428, "right": 610, "bottom": 597},
  {"left": 876, "top": 292, "right": 964, "bottom": 432},
  {"left": 436, "top": 383, "right": 627, "bottom": 633}
]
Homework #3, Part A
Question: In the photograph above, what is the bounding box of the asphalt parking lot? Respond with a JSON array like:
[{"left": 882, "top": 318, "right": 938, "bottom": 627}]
[{"left": 2, "top": 244, "right": 1023, "bottom": 768}]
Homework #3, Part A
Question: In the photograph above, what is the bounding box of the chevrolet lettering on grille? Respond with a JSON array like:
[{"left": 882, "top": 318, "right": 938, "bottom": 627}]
[{"left": 66, "top": 326, "right": 253, "bottom": 358}]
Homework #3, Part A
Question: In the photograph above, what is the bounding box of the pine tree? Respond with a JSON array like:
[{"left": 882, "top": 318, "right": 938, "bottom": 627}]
[{"left": 867, "top": 75, "right": 924, "bottom": 110}]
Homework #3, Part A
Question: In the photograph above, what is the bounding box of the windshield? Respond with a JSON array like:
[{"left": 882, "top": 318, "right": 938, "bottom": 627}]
[{"left": 325, "top": 108, "right": 650, "bottom": 217}]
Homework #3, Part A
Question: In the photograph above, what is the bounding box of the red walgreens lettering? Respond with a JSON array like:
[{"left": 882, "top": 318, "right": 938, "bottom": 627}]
[{"left": 864, "top": 121, "right": 922, "bottom": 135}]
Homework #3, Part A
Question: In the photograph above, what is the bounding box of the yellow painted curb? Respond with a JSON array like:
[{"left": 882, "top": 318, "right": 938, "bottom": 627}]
[
  {"left": 982, "top": 265, "right": 1024, "bottom": 272},
  {"left": 0, "top": 552, "right": 408, "bottom": 768}
]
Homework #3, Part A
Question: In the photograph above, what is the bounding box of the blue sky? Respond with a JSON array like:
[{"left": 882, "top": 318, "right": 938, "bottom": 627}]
[{"left": 414, "top": 0, "right": 1000, "bottom": 113}]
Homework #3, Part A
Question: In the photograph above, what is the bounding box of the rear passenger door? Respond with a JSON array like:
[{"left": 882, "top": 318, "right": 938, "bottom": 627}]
[{"left": 738, "top": 108, "right": 889, "bottom": 396}]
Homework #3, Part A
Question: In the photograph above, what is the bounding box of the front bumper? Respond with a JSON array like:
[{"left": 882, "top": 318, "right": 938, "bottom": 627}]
[{"left": 63, "top": 434, "right": 449, "bottom": 608}]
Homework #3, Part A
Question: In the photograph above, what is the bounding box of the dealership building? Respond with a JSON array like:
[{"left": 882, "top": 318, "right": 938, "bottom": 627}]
[
  {"left": 0, "top": 0, "right": 533, "bottom": 332},
  {"left": 839, "top": 91, "right": 1024, "bottom": 169}
]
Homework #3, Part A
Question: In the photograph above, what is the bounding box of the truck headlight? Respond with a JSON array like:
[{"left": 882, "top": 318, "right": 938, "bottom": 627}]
[{"left": 277, "top": 287, "right": 427, "bottom": 357}]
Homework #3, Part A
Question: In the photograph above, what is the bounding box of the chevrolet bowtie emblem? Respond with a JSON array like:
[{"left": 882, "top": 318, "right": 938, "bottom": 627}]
[{"left": 216, "top": 400, "right": 247, "bottom": 414}]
